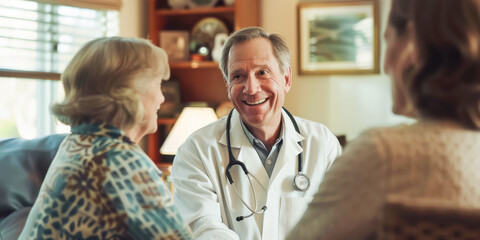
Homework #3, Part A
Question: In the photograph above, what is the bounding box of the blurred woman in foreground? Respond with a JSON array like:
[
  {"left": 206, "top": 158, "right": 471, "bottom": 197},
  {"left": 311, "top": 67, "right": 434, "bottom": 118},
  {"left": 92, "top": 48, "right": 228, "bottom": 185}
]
[{"left": 287, "top": 0, "right": 480, "bottom": 239}]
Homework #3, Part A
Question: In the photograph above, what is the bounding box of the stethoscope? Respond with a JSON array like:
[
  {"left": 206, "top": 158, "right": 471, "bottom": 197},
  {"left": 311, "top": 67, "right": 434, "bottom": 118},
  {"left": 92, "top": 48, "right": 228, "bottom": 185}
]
[{"left": 225, "top": 107, "right": 310, "bottom": 221}]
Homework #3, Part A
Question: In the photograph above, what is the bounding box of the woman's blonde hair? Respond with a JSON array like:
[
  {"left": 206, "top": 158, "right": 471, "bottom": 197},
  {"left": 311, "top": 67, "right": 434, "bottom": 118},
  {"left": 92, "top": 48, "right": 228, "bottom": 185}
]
[
  {"left": 390, "top": 0, "right": 480, "bottom": 129},
  {"left": 51, "top": 37, "right": 170, "bottom": 129}
]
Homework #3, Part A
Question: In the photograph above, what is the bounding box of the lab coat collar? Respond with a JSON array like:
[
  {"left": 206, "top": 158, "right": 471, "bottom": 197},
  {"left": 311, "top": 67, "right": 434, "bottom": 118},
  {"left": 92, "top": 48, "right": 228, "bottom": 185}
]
[{"left": 219, "top": 109, "right": 243, "bottom": 148}]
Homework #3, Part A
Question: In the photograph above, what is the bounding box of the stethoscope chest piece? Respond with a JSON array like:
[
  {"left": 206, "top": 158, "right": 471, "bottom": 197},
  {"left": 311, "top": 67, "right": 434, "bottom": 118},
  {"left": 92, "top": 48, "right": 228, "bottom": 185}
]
[{"left": 293, "top": 172, "right": 310, "bottom": 191}]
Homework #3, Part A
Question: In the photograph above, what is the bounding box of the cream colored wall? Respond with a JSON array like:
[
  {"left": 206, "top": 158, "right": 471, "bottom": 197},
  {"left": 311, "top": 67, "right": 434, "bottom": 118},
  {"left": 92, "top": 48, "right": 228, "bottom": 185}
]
[
  {"left": 118, "top": 0, "right": 148, "bottom": 38},
  {"left": 262, "top": 0, "right": 413, "bottom": 140},
  {"left": 121, "top": 0, "right": 413, "bottom": 141}
]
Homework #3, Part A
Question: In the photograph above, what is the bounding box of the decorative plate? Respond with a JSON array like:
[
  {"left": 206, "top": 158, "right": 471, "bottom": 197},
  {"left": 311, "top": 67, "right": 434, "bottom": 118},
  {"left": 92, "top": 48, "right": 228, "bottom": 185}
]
[
  {"left": 190, "top": 17, "right": 228, "bottom": 57},
  {"left": 187, "top": 0, "right": 218, "bottom": 9}
]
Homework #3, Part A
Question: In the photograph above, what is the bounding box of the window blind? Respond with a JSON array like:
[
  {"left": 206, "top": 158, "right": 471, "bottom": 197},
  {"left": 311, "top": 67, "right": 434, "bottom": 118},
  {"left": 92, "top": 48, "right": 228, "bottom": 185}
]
[
  {"left": 0, "top": 0, "right": 119, "bottom": 80},
  {"left": 36, "top": 0, "right": 122, "bottom": 10}
]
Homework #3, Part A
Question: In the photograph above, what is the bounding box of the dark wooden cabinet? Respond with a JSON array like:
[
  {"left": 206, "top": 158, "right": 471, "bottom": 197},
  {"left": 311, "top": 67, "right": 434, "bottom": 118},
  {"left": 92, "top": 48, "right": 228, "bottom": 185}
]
[{"left": 146, "top": 0, "right": 261, "bottom": 164}]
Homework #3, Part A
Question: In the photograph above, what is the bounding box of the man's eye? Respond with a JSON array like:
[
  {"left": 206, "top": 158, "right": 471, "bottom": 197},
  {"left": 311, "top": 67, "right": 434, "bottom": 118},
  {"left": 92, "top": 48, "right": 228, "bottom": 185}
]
[
  {"left": 258, "top": 70, "right": 267, "bottom": 75},
  {"left": 231, "top": 74, "right": 242, "bottom": 81}
]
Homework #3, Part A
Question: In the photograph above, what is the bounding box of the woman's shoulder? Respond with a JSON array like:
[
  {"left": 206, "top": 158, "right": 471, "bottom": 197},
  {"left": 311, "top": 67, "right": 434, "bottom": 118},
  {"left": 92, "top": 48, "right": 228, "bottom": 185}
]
[
  {"left": 338, "top": 123, "right": 421, "bottom": 162},
  {"left": 355, "top": 121, "right": 440, "bottom": 144},
  {"left": 61, "top": 133, "right": 149, "bottom": 167},
  {"left": 349, "top": 120, "right": 480, "bottom": 165},
  {"left": 361, "top": 120, "right": 475, "bottom": 143}
]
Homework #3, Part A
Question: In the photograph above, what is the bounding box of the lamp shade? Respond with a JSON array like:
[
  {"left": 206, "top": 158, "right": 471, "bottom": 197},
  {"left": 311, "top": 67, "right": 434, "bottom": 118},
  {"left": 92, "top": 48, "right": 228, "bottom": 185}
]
[{"left": 160, "top": 106, "right": 218, "bottom": 155}]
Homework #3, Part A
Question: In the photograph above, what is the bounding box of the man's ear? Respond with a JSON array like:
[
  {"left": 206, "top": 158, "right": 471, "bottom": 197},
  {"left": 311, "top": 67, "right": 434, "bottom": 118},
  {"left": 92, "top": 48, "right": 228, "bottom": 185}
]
[
  {"left": 225, "top": 79, "right": 232, "bottom": 100},
  {"left": 284, "top": 66, "right": 292, "bottom": 93}
]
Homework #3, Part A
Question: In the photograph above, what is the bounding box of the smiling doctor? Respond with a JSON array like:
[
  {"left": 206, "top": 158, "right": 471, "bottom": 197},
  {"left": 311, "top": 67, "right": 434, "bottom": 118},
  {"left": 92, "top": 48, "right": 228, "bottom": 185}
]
[{"left": 170, "top": 27, "right": 342, "bottom": 240}]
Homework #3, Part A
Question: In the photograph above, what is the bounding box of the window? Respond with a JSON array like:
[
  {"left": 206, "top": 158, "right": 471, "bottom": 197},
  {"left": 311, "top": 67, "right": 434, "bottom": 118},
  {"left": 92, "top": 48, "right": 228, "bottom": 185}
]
[{"left": 0, "top": 0, "right": 119, "bottom": 139}]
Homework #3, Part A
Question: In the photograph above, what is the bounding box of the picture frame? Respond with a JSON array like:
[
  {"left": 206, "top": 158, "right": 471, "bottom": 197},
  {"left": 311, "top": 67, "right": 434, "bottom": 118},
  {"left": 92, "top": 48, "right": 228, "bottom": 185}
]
[
  {"left": 157, "top": 80, "right": 181, "bottom": 118},
  {"left": 160, "top": 30, "right": 190, "bottom": 61},
  {"left": 297, "top": 0, "right": 379, "bottom": 75}
]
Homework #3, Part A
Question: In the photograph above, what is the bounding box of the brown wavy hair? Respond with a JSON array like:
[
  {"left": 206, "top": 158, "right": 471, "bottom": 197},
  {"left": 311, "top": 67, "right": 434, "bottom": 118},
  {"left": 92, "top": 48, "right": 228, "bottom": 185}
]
[{"left": 389, "top": 0, "right": 480, "bottom": 129}]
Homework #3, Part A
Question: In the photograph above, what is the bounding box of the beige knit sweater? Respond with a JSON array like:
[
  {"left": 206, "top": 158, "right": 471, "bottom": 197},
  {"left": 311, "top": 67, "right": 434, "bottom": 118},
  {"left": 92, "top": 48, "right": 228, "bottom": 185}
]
[{"left": 287, "top": 120, "right": 480, "bottom": 240}]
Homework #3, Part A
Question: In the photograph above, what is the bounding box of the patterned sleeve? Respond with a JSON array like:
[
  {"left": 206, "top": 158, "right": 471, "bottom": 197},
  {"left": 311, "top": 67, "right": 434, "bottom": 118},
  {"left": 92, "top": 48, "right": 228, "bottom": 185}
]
[
  {"left": 286, "top": 129, "right": 389, "bottom": 240},
  {"left": 24, "top": 146, "right": 193, "bottom": 239},
  {"left": 101, "top": 147, "right": 194, "bottom": 239}
]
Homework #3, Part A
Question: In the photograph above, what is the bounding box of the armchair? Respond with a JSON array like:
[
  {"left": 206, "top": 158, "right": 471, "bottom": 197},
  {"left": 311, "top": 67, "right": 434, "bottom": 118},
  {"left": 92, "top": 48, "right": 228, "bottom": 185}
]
[
  {"left": 0, "top": 134, "right": 66, "bottom": 240},
  {"left": 381, "top": 196, "right": 480, "bottom": 240}
]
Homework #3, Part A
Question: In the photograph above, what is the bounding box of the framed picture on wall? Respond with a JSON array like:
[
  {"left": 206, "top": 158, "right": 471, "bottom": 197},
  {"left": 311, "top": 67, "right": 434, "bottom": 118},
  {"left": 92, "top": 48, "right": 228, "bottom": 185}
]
[{"left": 297, "top": 0, "right": 379, "bottom": 75}]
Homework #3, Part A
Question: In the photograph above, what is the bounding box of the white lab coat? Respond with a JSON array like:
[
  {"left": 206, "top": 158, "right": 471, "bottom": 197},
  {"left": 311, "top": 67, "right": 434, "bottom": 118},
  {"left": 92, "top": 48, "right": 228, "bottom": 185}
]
[{"left": 171, "top": 109, "right": 341, "bottom": 240}]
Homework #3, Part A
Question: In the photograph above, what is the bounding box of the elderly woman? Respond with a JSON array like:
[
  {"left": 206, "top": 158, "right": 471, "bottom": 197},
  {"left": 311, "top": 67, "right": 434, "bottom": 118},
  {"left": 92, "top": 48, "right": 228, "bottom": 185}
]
[
  {"left": 19, "top": 37, "right": 192, "bottom": 239},
  {"left": 287, "top": 0, "right": 480, "bottom": 239}
]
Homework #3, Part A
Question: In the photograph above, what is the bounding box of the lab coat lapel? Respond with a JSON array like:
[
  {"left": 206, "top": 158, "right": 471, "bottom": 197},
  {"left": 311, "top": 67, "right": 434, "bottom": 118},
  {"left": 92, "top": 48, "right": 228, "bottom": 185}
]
[
  {"left": 219, "top": 110, "right": 269, "bottom": 191},
  {"left": 268, "top": 110, "right": 304, "bottom": 188}
]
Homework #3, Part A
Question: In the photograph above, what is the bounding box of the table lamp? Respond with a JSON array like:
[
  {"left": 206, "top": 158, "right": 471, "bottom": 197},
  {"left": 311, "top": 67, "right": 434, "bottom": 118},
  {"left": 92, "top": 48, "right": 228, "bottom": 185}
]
[{"left": 160, "top": 106, "right": 218, "bottom": 155}]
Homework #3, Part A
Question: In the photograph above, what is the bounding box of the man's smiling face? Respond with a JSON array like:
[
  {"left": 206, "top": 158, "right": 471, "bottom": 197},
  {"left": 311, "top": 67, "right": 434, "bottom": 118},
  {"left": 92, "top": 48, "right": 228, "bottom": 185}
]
[{"left": 226, "top": 37, "right": 291, "bottom": 130}]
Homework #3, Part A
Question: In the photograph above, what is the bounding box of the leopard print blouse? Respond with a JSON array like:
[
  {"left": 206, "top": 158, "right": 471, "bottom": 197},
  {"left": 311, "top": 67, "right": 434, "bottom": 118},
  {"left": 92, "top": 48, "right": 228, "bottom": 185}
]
[{"left": 19, "top": 123, "right": 192, "bottom": 240}]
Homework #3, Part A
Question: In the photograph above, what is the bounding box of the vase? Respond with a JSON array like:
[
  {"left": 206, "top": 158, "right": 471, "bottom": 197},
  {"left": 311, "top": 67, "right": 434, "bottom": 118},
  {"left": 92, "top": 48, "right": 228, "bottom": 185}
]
[
  {"left": 211, "top": 33, "right": 228, "bottom": 62},
  {"left": 168, "top": 0, "right": 187, "bottom": 9}
]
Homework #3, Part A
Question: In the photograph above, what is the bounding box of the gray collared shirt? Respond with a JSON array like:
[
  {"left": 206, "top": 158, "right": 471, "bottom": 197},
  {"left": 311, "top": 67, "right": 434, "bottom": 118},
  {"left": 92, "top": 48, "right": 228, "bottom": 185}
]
[{"left": 240, "top": 120, "right": 284, "bottom": 177}]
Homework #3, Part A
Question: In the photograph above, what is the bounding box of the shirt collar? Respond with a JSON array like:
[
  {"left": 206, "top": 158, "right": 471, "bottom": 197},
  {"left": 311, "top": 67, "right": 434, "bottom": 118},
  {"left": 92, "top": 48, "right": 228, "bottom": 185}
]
[
  {"left": 240, "top": 117, "right": 285, "bottom": 148},
  {"left": 71, "top": 122, "right": 134, "bottom": 144}
]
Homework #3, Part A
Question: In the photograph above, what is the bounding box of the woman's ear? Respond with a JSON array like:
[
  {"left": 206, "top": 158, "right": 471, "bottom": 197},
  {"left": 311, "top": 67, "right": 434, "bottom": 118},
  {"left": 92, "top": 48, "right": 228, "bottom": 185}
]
[
  {"left": 392, "top": 21, "right": 419, "bottom": 118},
  {"left": 405, "top": 21, "right": 418, "bottom": 64},
  {"left": 394, "top": 22, "right": 417, "bottom": 81}
]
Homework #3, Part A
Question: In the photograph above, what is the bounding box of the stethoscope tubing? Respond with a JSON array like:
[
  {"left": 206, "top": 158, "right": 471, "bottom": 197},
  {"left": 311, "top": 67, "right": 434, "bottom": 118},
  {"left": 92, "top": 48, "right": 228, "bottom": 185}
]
[{"left": 225, "top": 108, "right": 310, "bottom": 221}]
